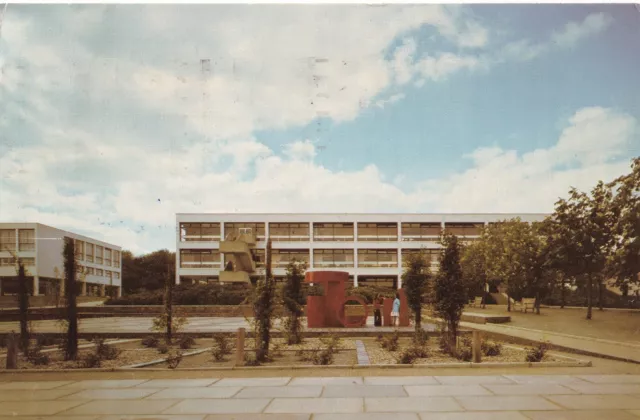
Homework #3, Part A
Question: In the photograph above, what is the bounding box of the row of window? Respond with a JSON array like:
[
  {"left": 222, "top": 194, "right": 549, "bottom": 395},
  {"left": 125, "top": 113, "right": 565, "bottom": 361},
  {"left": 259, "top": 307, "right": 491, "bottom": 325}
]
[
  {"left": 179, "top": 222, "right": 485, "bottom": 242},
  {"left": 74, "top": 240, "right": 121, "bottom": 267},
  {"left": 179, "top": 248, "right": 443, "bottom": 269},
  {"left": 0, "top": 257, "right": 36, "bottom": 267},
  {"left": 0, "top": 229, "right": 35, "bottom": 252},
  {"left": 77, "top": 265, "right": 121, "bottom": 279}
]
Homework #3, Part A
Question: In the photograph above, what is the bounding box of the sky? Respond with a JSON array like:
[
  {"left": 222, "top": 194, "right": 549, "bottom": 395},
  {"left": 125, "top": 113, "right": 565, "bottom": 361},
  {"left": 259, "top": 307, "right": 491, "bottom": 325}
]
[{"left": 0, "top": 4, "right": 639, "bottom": 254}]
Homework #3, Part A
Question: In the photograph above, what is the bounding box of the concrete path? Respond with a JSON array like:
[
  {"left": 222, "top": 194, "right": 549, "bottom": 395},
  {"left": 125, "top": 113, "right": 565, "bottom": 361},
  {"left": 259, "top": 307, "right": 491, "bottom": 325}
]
[
  {"left": 459, "top": 320, "right": 640, "bottom": 364},
  {"left": 0, "top": 374, "right": 639, "bottom": 418}
]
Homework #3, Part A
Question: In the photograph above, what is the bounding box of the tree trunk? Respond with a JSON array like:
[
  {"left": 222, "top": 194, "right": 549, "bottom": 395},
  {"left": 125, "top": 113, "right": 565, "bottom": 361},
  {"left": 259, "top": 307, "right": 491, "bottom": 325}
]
[
  {"left": 17, "top": 264, "right": 29, "bottom": 353},
  {"left": 586, "top": 275, "right": 593, "bottom": 320},
  {"left": 535, "top": 290, "right": 541, "bottom": 315},
  {"left": 560, "top": 277, "right": 566, "bottom": 309},
  {"left": 507, "top": 290, "right": 511, "bottom": 312},
  {"left": 64, "top": 239, "right": 78, "bottom": 361},
  {"left": 164, "top": 265, "right": 173, "bottom": 345}
]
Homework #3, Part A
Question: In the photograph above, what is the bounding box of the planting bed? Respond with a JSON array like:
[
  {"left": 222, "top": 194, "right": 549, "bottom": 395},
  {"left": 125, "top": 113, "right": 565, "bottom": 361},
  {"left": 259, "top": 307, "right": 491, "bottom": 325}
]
[{"left": 364, "top": 336, "right": 563, "bottom": 365}]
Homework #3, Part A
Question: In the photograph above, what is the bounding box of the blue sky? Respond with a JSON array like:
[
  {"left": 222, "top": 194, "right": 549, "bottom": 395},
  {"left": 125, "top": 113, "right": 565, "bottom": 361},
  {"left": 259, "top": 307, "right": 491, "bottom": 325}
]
[{"left": 0, "top": 4, "right": 638, "bottom": 253}]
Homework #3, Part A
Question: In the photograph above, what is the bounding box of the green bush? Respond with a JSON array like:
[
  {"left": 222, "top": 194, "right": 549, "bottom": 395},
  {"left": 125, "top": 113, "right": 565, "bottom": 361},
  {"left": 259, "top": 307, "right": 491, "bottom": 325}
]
[
  {"left": 95, "top": 339, "right": 121, "bottom": 361},
  {"left": 244, "top": 352, "right": 261, "bottom": 366},
  {"left": 526, "top": 342, "right": 549, "bottom": 362},
  {"left": 166, "top": 350, "right": 183, "bottom": 369},
  {"left": 455, "top": 336, "right": 473, "bottom": 362},
  {"left": 397, "top": 345, "right": 429, "bottom": 364},
  {"left": 482, "top": 340, "right": 502, "bottom": 357},
  {"left": 141, "top": 336, "right": 159, "bottom": 348},
  {"left": 26, "top": 346, "right": 50, "bottom": 366},
  {"left": 178, "top": 336, "right": 196, "bottom": 350},
  {"left": 380, "top": 331, "right": 400, "bottom": 352},
  {"left": 212, "top": 333, "right": 231, "bottom": 356},
  {"left": 81, "top": 353, "right": 101, "bottom": 368},
  {"left": 105, "top": 283, "right": 252, "bottom": 306}
]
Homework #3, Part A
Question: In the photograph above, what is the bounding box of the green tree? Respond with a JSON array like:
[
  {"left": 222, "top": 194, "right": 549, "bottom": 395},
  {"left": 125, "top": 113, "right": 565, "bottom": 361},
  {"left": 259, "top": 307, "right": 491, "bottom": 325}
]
[
  {"left": 122, "top": 250, "right": 175, "bottom": 293},
  {"left": 163, "top": 263, "right": 173, "bottom": 345},
  {"left": 460, "top": 239, "right": 488, "bottom": 303},
  {"left": 402, "top": 251, "right": 430, "bottom": 333},
  {"left": 282, "top": 258, "right": 305, "bottom": 345},
  {"left": 434, "top": 233, "right": 467, "bottom": 354},
  {"left": 63, "top": 237, "right": 78, "bottom": 360},
  {"left": 253, "top": 239, "right": 275, "bottom": 362},
  {"left": 607, "top": 157, "right": 640, "bottom": 293}
]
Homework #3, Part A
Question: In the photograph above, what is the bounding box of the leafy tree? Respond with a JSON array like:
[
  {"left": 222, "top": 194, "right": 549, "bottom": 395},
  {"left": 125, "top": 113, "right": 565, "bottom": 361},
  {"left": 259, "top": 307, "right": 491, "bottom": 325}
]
[
  {"left": 253, "top": 239, "right": 275, "bottom": 362},
  {"left": 17, "top": 262, "right": 29, "bottom": 353},
  {"left": 122, "top": 250, "right": 175, "bottom": 293},
  {"left": 433, "top": 233, "right": 467, "bottom": 354},
  {"left": 163, "top": 263, "right": 173, "bottom": 344},
  {"left": 282, "top": 258, "right": 305, "bottom": 345},
  {"left": 63, "top": 237, "right": 78, "bottom": 360},
  {"left": 607, "top": 157, "right": 640, "bottom": 293},
  {"left": 402, "top": 250, "right": 430, "bottom": 333},
  {"left": 460, "top": 239, "right": 488, "bottom": 303}
]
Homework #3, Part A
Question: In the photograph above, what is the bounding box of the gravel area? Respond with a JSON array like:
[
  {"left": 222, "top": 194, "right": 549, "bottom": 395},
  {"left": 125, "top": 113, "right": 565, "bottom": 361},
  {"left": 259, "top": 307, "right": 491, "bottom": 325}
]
[{"left": 364, "top": 337, "right": 562, "bottom": 365}]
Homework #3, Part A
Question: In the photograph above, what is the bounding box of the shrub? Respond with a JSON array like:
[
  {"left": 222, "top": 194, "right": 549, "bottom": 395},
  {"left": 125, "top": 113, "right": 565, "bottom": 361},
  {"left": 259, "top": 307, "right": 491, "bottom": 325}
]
[
  {"left": 320, "top": 335, "right": 342, "bottom": 352},
  {"left": 397, "top": 345, "right": 429, "bottom": 364},
  {"left": 296, "top": 349, "right": 314, "bottom": 362},
  {"left": 212, "top": 333, "right": 232, "bottom": 355},
  {"left": 482, "top": 340, "right": 502, "bottom": 357},
  {"left": 158, "top": 344, "right": 169, "bottom": 354},
  {"left": 244, "top": 352, "right": 261, "bottom": 366},
  {"left": 166, "top": 350, "right": 183, "bottom": 369},
  {"left": 26, "top": 346, "right": 50, "bottom": 366},
  {"left": 312, "top": 348, "right": 334, "bottom": 365},
  {"left": 455, "top": 336, "right": 473, "bottom": 362},
  {"left": 106, "top": 283, "right": 253, "bottom": 306},
  {"left": 526, "top": 342, "right": 549, "bottom": 362},
  {"left": 35, "top": 335, "right": 58, "bottom": 348},
  {"left": 81, "top": 353, "right": 101, "bottom": 368},
  {"left": 141, "top": 336, "right": 159, "bottom": 348},
  {"left": 178, "top": 336, "right": 196, "bottom": 350},
  {"left": 375, "top": 334, "right": 383, "bottom": 342},
  {"left": 380, "top": 331, "right": 399, "bottom": 352},
  {"left": 95, "top": 339, "right": 121, "bottom": 361},
  {"left": 413, "top": 328, "right": 429, "bottom": 346}
]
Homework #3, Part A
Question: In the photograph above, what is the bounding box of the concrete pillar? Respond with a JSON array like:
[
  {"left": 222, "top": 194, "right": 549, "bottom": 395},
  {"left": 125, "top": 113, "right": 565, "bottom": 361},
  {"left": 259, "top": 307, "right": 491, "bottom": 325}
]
[
  {"left": 397, "top": 274, "right": 402, "bottom": 290},
  {"left": 354, "top": 275, "right": 358, "bottom": 288},
  {"left": 117, "top": 286, "right": 122, "bottom": 297},
  {"left": 81, "top": 281, "right": 87, "bottom": 296},
  {"left": 309, "top": 222, "right": 313, "bottom": 242},
  {"left": 33, "top": 276, "right": 39, "bottom": 296},
  {"left": 100, "top": 284, "right": 106, "bottom": 297}
]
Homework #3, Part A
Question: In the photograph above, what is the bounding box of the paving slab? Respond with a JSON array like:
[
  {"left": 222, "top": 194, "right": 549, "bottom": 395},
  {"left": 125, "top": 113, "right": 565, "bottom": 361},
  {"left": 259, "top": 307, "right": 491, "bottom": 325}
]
[
  {"left": 264, "top": 397, "right": 364, "bottom": 414},
  {"left": 629, "top": 410, "right": 640, "bottom": 418},
  {"left": 62, "top": 388, "right": 161, "bottom": 400},
  {"left": 0, "top": 417, "right": 99, "bottom": 420},
  {"left": 63, "top": 400, "right": 181, "bottom": 416},
  {"left": 455, "top": 396, "right": 562, "bottom": 411},
  {"left": 322, "top": 384, "right": 407, "bottom": 397},
  {"left": 434, "top": 375, "right": 515, "bottom": 385},
  {"left": 364, "top": 376, "right": 439, "bottom": 386},
  {"left": 502, "top": 375, "right": 588, "bottom": 385},
  {"left": 546, "top": 395, "right": 640, "bottom": 410},
  {"left": 146, "top": 387, "right": 242, "bottom": 399},
  {"left": 404, "top": 385, "right": 491, "bottom": 396},
  {"left": 365, "top": 397, "right": 463, "bottom": 412},
  {"left": 576, "top": 375, "right": 640, "bottom": 384},
  {"left": 235, "top": 385, "right": 322, "bottom": 398},
  {"left": 313, "top": 414, "right": 420, "bottom": 420},
  {"left": 482, "top": 384, "right": 578, "bottom": 395},
  {"left": 138, "top": 379, "right": 220, "bottom": 388},
  {"left": 213, "top": 377, "right": 290, "bottom": 387},
  {"left": 288, "top": 376, "right": 364, "bottom": 386},
  {"left": 100, "top": 416, "right": 206, "bottom": 420},
  {"left": 203, "top": 415, "right": 310, "bottom": 420},
  {"left": 0, "top": 400, "right": 87, "bottom": 416},
  {"left": 0, "top": 388, "right": 80, "bottom": 401},
  {"left": 61, "top": 379, "right": 150, "bottom": 389},
  {"left": 521, "top": 410, "right": 640, "bottom": 419},
  {"left": 0, "top": 380, "right": 72, "bottom": 390},
  {"left": 419, "top": 413, "right": 528, "bottom": 420},
  {"left": 563, "top": 383, "right": 640, "bottom": 394},
  {"left": 164, "top": 398, "right": 271, "bottom": 414}
]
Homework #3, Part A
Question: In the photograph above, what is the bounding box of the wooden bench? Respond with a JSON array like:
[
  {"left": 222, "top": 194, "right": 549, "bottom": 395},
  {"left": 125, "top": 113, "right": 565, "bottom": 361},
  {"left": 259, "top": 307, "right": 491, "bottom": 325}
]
[{"left": 517, "top": 297, "right": 536, "bottom": 313}]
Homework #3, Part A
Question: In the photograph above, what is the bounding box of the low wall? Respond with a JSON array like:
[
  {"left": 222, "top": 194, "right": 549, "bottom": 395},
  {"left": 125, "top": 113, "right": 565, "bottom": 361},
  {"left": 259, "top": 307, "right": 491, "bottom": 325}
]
[{"left": 0, "top": 296, "right": 105, "bottom": 309}]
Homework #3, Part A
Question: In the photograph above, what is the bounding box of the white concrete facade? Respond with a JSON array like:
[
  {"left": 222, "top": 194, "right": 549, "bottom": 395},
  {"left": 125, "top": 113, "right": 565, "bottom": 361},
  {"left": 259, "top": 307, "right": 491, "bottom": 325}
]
[
  {"left": 175, "top": 213, "right": 548, "bottom": 289},
  {"left": 0, "top": 223, "right": 122, "bottom": 297}
]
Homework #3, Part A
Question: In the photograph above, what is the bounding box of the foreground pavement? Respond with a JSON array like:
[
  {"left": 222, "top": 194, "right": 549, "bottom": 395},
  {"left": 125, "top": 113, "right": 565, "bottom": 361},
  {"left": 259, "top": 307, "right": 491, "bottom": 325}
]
[{"left": 0, "top": 374, "right": 640, "bottom": 419}]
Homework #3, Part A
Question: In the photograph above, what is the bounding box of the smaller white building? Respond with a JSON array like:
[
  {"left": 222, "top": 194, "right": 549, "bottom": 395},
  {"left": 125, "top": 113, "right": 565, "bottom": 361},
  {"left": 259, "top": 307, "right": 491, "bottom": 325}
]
[{"left": 0, "top": 223, "right": 122, "bottom": 297}]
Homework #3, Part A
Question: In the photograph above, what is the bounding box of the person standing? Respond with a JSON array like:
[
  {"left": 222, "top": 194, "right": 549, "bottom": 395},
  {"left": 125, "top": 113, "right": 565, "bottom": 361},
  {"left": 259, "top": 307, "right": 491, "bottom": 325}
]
[{"left": 391, "top": 292, "right": 401, "bottom": 327}]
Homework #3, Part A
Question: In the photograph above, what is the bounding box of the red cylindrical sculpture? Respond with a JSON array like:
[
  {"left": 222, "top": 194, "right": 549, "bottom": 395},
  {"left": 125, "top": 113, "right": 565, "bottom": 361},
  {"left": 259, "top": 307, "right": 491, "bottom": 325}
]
[
  {"left": 305, "top": 271, "right": 368, "bottom": 328},
  {"left": 383, "top": 298, "right": 393, "bottom": 326},
  {"left": 306, "top": 295, "right": 325, "bottom": 328}
]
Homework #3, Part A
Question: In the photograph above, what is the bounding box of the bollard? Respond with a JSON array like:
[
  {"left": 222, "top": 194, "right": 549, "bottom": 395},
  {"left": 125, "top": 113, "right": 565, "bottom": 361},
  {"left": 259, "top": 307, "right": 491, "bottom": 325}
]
[
  {"left": 472, "top": 331, "right": 482, "bottom": 363},
  {"left": 235, "top": 328, "right": 245, "bottom": 366},
  {"left": 6, "top": 332, "right": 18, "bottom": 369}
]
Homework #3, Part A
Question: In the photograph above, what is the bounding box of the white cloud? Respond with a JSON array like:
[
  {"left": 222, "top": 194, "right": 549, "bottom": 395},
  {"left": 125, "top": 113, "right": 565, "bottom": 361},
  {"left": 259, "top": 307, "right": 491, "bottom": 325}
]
[
  {"left": 284, "top": 140, "right": 316, "bottom": 161},
  {"left": 552, "top": 12, "right": 613, "bottom": 48},
  {"left": 374, "top": 93, "right": 405, "bottom": 109}
]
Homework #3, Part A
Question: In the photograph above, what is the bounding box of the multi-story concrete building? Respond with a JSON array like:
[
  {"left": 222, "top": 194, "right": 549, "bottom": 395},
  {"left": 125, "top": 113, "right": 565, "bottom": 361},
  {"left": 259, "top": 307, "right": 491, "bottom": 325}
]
[
  {"left": 0, "top": 223, "right": 122, "bottom": 297},
  {"left": 175, "top": 213, "right": 548, "bottom": 289}
]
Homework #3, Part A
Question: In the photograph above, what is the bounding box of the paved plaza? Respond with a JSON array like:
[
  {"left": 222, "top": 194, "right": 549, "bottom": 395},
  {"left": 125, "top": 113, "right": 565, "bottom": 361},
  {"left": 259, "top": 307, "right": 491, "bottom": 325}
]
[{"left": 0, "top": 374, "right": 640, "bottom": 419}]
